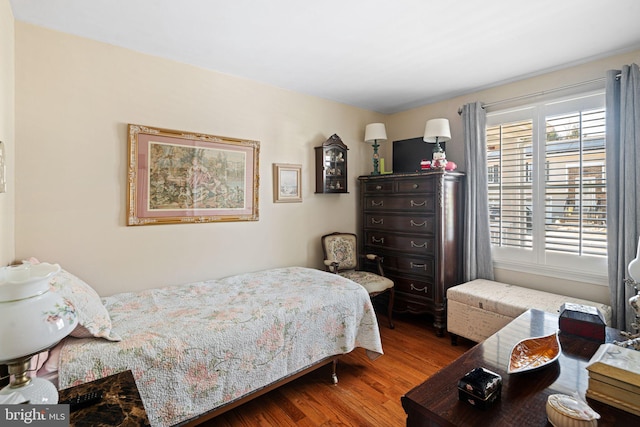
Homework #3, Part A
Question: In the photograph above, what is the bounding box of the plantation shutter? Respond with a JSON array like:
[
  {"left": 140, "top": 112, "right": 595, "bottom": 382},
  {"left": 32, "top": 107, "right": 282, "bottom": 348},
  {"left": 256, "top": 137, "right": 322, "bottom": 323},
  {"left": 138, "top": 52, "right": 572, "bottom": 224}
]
[
  {"left": 486, "top": 120, "right": 533, "bottom": 248},
  {"left": 544, "top": 108, "right": 607, "bottom": 256}
]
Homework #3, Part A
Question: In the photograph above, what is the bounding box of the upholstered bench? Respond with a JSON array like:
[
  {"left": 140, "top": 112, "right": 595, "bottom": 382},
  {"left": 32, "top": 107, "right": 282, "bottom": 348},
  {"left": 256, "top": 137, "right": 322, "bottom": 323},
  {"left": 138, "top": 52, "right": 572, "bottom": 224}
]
[{"left": 446, "top": 279, "right": 612, "bottom": 345}]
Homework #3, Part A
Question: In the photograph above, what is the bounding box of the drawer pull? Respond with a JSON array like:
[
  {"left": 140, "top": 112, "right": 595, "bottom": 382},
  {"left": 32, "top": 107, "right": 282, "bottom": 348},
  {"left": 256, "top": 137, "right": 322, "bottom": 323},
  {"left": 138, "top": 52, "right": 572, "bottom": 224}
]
[
  {"left": 372, "top": 237, "right": 384, "bottom": 244},
  {"left": 410, "top": 220, "right": 427, "bottom": 227},
  {"left": 371, "top": 200, "right": 384, "bottom": 207},
  {"left": 413, "top": 184, "right": 419, "bottom": 189},
  {"left": 410, "top": 200, "right": 426, "bottom": 207},
  {"left": 371, "top": 218, "right": 384, "bottom": 225},
  {"left": 375, "top": 185, "right": 382, "bottom": 190},
  {"left": 410, "top": 262, "right": 427, "bottom": 270},
  {"left": 411, "top": 241, "right": 427, "bottom": 248},
  {"left": 410, "top": 284, "right": 429, "bottom": 293}
]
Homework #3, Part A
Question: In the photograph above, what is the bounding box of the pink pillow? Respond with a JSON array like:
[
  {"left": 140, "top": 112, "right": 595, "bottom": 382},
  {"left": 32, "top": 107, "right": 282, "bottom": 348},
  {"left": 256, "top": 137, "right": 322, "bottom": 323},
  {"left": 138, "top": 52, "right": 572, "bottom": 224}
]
[{"left": 29, "top": 351, "right": 49, "bottom": 377}]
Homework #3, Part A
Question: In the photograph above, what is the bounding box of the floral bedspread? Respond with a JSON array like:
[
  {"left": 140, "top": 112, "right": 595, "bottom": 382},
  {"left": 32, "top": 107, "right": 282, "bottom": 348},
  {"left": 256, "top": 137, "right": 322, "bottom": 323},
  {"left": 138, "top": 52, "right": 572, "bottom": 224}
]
[{"left": 58, "top": 267, "right": 383, "bottom": 427}]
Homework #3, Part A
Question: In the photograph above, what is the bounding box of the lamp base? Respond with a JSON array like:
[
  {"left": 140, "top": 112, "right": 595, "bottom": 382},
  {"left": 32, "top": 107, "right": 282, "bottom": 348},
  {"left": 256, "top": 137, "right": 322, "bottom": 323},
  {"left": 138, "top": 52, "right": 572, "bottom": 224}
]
[
  {"left": 0, "top": 378, "right": 59, "bottom": 404},
  {"left": 371, "top": 140, "right": 381, "bottom": 175}
]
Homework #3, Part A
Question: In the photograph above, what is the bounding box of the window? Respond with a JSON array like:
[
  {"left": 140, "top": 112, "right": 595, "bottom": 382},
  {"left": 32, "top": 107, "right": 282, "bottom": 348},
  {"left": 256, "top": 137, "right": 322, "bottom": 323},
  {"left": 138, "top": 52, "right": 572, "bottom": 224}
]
[
  {"left": 486, "top": 92, "right": 607, "bottom": 284},
  {"left": 488, "top": 165, "right": 500, "bottom": 184}
]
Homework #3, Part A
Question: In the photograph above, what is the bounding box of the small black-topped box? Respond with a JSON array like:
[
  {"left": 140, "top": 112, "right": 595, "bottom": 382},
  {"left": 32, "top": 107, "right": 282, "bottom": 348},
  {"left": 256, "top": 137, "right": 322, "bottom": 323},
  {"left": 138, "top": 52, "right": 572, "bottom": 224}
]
[
  {"left": 558, "top": 303, "right": 606, "bottom": 342},
  {"left": 458, "top": 367, "right": 502, "bottom": 409}
]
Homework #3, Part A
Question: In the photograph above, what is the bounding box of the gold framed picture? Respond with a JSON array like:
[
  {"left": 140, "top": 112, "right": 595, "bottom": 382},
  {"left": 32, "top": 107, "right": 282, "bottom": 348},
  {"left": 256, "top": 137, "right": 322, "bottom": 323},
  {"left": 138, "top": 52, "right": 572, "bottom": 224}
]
[
  {"left": 273, "top": 163, "right": 302, "bottom": 203},
  {"left": 127, "top": 124, "right": 260, "bottom": 225}
]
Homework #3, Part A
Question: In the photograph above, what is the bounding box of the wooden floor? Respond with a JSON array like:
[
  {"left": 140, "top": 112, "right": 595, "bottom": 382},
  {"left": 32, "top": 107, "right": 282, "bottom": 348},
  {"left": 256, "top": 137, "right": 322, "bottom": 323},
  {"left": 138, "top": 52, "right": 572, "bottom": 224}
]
[{"left": 203, "top": 313, "right": 474, "bottom": 426}]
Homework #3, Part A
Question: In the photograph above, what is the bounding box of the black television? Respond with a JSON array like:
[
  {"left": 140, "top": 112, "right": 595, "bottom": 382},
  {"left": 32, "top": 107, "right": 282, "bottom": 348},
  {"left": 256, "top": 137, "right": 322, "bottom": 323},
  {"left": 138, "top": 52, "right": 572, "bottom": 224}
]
[{"left": 392, "top": 137, "right": 446, "bottom": 174}]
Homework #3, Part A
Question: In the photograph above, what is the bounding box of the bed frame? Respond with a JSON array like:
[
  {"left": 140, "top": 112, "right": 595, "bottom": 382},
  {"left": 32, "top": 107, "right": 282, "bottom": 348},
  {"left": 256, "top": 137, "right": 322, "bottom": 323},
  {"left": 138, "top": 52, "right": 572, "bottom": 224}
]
[{"left": 179, "top": 356, "right": 340, "bottom": 426}]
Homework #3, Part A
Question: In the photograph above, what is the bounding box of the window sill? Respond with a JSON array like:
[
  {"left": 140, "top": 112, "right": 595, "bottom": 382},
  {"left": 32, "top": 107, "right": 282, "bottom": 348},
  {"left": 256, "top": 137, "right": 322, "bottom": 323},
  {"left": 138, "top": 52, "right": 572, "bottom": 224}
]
[{"left": 492, "top": 259, "right": 608, "bottom": 287}]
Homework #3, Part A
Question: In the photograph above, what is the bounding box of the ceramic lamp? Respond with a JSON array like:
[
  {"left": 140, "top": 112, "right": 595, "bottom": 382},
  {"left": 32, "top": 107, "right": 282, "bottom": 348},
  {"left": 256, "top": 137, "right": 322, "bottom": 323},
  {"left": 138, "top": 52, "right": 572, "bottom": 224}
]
[
  {"left": 423, "top": 118, "right": 451, "bottom": 168},
  {"left": 628, "top": 236, "right": 640, "bottom": 282},
  {"left": 629, "top": 237, "right": 640, "bottom": 321},
  {"left": 0, "top": 262, "right": 77, "bottom": 404}
]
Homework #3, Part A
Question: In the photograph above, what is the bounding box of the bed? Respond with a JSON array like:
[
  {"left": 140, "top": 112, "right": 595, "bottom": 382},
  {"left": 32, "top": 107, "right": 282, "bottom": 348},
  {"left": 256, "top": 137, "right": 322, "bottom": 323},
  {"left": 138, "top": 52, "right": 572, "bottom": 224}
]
[{"left": 40, "top": 265, "right": 383, "bottom": 427}]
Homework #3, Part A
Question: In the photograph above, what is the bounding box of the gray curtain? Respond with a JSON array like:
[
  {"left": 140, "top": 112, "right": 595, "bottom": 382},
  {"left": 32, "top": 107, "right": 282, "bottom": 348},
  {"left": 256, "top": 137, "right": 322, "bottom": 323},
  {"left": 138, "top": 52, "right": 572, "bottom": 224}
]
[
  {"left": 461, "top": 102, "right": 494, "bottom": 281},
  {"left": 606, "top": 63, "right": 640, "bottom": 330}
]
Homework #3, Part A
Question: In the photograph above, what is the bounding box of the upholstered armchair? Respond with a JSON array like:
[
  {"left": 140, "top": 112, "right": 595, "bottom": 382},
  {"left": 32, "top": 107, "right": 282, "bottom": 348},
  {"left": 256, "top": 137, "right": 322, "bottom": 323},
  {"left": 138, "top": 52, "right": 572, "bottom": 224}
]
[{"left": 321, "top": 232, "right": 395, "bottom": 329}]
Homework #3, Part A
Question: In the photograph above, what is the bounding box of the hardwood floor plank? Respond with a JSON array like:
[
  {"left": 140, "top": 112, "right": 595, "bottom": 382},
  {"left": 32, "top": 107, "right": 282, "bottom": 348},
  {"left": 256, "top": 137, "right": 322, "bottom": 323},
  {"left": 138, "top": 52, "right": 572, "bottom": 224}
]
[
  {"left": 267, "top": 390, "right": 306, "bottom": 423},
  {"left": 282, "top": 390, "right": 335, "bottom": 426},
  {"left": 200, "top": 314, "right": 473, "bottom": 426}
]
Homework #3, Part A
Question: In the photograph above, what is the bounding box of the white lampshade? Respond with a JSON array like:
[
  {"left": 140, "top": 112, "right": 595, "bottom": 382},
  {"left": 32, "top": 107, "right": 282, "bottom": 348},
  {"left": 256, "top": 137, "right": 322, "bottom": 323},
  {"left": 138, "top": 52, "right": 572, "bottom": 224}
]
[
  {"left": 423, "top": 118, "right": 451, "bottom": 143},
  {"left": 0, "top": 262, "right": 77, "bottom": 404},
  {"left": 629, "top": 236, "right": 640, "bottom": 282},
  {"left": 364, "top": 123, "right": 387, "bottom": 142}
]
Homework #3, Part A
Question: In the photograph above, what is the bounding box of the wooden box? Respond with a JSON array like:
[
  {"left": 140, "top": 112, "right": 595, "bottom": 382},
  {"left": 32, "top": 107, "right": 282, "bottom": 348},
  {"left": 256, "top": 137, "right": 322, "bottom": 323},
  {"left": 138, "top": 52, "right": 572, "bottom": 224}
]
[
  {"left": 559, "top": 303, "right": 606, "bottom": 342},
  {"left": 586, "top": 343, "right": 640, "bottom": 416}
]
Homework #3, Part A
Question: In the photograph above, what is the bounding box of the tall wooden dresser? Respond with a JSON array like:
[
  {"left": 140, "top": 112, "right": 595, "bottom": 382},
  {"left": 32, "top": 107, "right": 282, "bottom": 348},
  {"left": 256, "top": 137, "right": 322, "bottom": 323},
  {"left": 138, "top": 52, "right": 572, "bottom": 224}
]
[{"left": 358, "top": 171, "right": 465, "bottom": 336}]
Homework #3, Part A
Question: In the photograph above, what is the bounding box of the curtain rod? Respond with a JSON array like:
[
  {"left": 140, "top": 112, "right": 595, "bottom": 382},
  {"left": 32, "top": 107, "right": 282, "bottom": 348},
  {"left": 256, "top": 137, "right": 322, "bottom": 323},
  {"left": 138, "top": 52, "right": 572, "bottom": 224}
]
[{"left": 457, "top": 73, "right": 620, "bottom": 115}]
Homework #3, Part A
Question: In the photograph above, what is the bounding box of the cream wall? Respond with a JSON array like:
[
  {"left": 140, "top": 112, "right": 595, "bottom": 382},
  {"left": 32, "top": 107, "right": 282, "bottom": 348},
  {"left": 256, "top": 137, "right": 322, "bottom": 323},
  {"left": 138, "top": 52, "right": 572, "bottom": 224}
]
[
  {"left": 13, "top": 17, "right": 639, "bottom": 303},
  {"left": 389, "top": 48, "right": 640, "bottom": 305},
  {"left": 14, "top": 23, "right": 384, "bottom": 296},
  {"left": 386, "top": 49, "right": 640, "bottom": 172},
  {"left": 0, "top": 0, "right": 15, "bottom": 266}
]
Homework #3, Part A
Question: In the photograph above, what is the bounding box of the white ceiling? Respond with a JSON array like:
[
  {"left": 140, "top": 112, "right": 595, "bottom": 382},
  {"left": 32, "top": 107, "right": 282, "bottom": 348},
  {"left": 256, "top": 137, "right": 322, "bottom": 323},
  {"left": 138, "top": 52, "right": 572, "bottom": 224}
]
[{"left": 9, "top": 0, "right": 640, "bottom": 114}]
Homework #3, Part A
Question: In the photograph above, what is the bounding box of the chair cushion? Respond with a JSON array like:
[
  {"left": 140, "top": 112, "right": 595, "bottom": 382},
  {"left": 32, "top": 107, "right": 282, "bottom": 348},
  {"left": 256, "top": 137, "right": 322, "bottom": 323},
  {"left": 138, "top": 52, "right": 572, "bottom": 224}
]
[{"left": 339, "top": 271, "right": 393, "bottom": 294}]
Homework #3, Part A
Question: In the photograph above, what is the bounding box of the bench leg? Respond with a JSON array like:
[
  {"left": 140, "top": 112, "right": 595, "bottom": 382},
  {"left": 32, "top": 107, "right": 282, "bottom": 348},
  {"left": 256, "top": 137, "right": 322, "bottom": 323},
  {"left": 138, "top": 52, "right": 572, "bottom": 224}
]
[{"left": 450, "top": 333, "right": 458, "bottom": 346}]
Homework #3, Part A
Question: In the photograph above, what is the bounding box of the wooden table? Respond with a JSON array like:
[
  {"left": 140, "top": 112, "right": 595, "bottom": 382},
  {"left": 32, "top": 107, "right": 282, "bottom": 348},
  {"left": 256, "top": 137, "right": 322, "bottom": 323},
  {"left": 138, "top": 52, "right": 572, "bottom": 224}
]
[
  {"left": 402, "top": 309, "right": 640, "bottom": 426},
  {"left": 58, "top": 370, "right": 150, "bottom": 426}
]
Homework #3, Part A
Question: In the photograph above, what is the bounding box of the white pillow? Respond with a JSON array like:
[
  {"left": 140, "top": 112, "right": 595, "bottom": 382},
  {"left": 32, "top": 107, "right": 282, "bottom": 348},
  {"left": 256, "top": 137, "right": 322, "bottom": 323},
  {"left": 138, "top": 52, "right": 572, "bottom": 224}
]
[{"left": 24, "top": 258, "right": 120, "bottom": 341}]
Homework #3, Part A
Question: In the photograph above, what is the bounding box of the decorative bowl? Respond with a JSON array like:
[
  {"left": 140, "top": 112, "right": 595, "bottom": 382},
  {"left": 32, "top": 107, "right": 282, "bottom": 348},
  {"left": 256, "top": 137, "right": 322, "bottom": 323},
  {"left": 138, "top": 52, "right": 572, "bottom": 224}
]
[
  {"left": 546, "top": 394, "right": 600, "bottom": 427},
  {"left": 508, "top": 331, "right": 561, "bottom": 374}
]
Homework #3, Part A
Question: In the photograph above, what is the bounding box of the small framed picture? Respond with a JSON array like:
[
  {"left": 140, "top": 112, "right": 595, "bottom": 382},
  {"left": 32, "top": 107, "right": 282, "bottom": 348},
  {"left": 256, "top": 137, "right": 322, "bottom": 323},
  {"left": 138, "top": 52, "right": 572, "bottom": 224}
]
[{"left": 273, "top": 163, "right": 302, "bottom": 203}]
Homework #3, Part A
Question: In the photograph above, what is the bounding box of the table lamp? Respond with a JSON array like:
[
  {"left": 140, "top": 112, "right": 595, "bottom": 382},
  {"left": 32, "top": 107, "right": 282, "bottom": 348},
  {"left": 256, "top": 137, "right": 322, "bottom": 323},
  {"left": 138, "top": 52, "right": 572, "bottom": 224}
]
[
  {"left": 617, "top": 236, "right": 640, "bottom": 349},
  {"left": 628, "top": 236, "right": 640, "bottom": 319},
  {"left": 0, "top": 262, "right": 77, "bottom": 404},
  {"left": 364, "top": 123, "right": 387, "bottom": 175},
  {"left": 423, "top": 118, "right": 451, "bottom": 169},
  {"left": 629, "top": 237, "right": 640, "bottom": 283}
]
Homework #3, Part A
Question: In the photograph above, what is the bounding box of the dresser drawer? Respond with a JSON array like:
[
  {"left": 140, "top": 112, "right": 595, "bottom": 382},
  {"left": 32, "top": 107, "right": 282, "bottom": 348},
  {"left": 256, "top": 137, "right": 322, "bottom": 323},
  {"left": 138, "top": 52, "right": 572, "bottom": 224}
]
[
  {"left": 383, "top": 254, "right": 435, "bottom": 278},
  {"left": 397, "top": 177, "right": 436, "bottom": 193},
  {"left": 364, "top": 214, "right": 435, "bottom": 234},
  {"left": 363, "top": 180, "right": 394, "bottom": 194},
  {"left": 392, "top": 276, "right": 434, "bottom": 300},
  {"left": 363, "top": 195, "right": 436, "bottom": 212},
  {"left": 392, "top": 292, "right": 431, "bottom": 314},
  {"left": 364, "top": 231, "right": 435, "bottom": 255}
]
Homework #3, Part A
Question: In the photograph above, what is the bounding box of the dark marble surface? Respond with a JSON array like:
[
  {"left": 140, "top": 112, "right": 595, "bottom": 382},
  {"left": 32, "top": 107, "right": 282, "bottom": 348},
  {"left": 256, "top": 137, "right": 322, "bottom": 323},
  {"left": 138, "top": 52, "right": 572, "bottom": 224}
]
[{"left": 59, "top": 370, "right": 150, "bottom": 426}]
